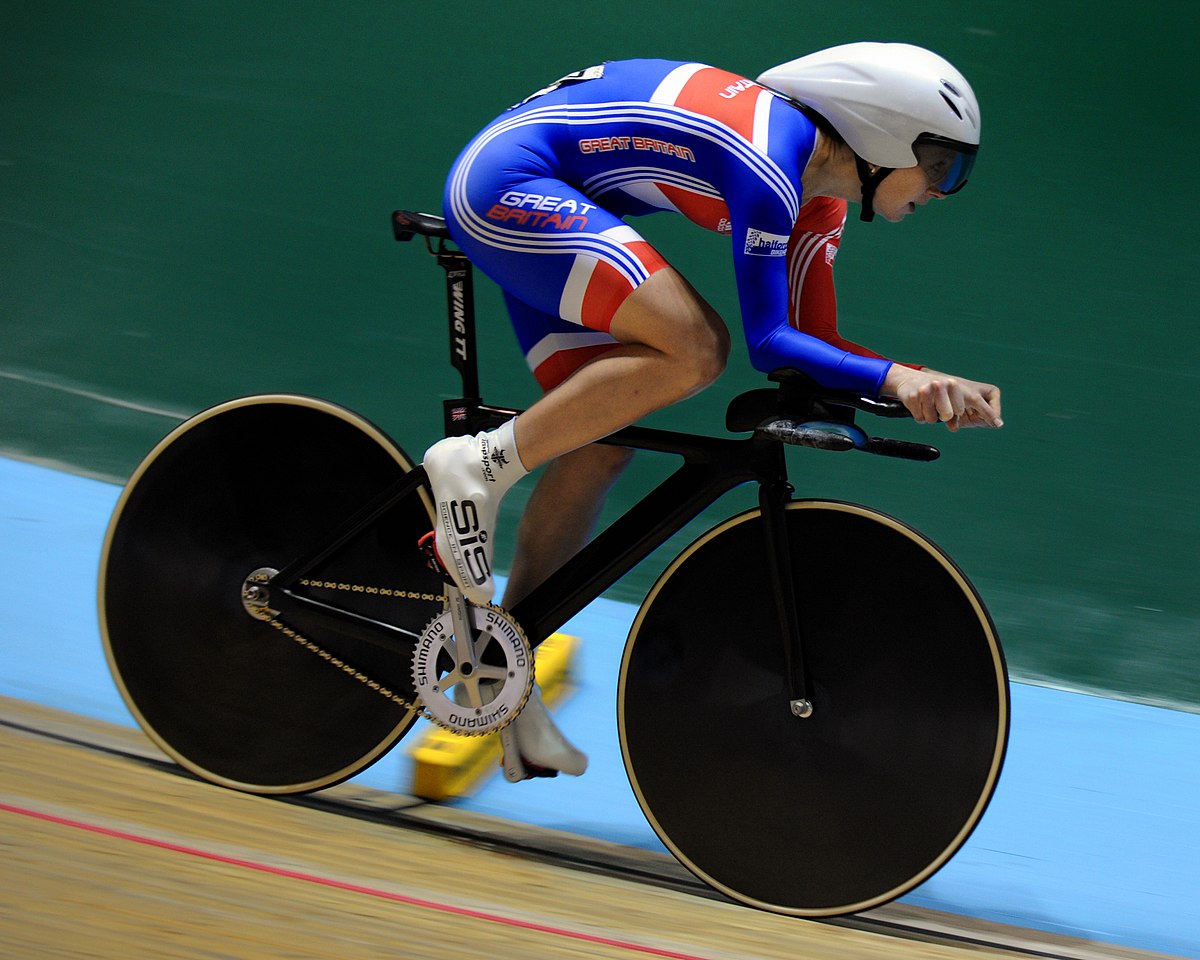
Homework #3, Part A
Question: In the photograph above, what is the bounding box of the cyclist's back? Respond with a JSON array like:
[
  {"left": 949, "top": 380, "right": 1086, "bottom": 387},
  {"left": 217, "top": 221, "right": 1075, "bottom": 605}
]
[{"left": 492, "top": 59, "right": 810, "bottom": 231}]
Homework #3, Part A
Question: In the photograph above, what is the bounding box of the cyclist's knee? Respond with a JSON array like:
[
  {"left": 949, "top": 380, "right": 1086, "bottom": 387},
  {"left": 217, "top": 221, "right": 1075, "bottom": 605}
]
[
  {"left": 612, "top": 269, "right": 729, "bottom": 391},
  {"left": 667, "top": 305, "right": 729, "bottom": 395},
  {"left": 689, "top": 311, "right": 731, "bottom": 386}
]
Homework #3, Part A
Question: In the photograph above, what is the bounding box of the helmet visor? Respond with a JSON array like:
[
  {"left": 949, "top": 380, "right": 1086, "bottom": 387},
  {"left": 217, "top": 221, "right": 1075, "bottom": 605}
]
[{"left": 913, "top": 136, "right": 977, "bottom": 195}]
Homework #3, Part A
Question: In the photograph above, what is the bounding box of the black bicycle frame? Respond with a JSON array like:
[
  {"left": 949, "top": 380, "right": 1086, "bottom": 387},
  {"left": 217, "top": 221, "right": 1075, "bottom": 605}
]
[
  {"left": 263, "top": 221, "right": 837, "bottom": 708},
  {"left": 265, "top": 396, "right": 812, "bottom": 704},
  {"left": 459, "top": 402, "right": 790, "bottom": 643}
]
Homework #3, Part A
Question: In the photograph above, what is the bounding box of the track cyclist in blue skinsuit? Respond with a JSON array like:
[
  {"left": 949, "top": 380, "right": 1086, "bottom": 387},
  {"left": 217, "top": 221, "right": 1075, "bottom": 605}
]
[{"left": 423, "top": 43, "right": 1004, "bottom": 779}]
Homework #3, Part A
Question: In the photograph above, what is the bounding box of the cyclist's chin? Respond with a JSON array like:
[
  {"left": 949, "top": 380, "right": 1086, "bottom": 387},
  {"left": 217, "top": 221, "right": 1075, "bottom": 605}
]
[{"left": 878, "top": 203, "right": 915, "bottom": 223}]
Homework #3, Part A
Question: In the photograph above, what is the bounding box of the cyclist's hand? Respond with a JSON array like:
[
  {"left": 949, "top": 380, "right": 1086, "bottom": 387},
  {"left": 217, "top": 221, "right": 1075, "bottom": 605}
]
[{"left": 882, "top": 366, "right": 1003, "bottom": 430}]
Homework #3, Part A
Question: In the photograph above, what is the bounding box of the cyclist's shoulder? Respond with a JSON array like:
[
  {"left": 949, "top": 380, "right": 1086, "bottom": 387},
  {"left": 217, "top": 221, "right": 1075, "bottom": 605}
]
[
  {"left": 571, "top": 59, "right": 812, "bottom": 137},
  {"left": 602, "top": 58, "right": 764, "bottom": 104},
  {"left": 793, "top": 196, "right": 848, "bottom": 234},
  {"left": 622, "top": 60, "right": 816, "bottom": 155},
  {"left": 568, "top": 58, "right": 713, "bottom": 101},
  {"left": 569, "top": 59, "right": 759, "bottom": 103}
]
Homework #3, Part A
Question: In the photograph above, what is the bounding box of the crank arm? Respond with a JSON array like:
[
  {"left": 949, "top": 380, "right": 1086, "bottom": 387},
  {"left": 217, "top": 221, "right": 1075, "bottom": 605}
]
[
  {"left": 445, "top": 587, "right": 480, "bottom": 674},
  {"left": 499, "top": 726, "right": 528, "bottom": 782}
]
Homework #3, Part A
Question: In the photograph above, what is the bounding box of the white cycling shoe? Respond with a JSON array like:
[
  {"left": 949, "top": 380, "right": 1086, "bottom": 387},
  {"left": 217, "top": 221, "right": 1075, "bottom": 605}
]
[
  {"left": 424, "top": 422, "right": 585, "bottom": 779},
  {"left": 507, "top": 685, "right": 588, "bottom": 779},
  {"left": 455, "top": 681, "right": 588, "bottom": 780},
  {"left": 422, "top": 422, "right": 526, "bottom": 606}
]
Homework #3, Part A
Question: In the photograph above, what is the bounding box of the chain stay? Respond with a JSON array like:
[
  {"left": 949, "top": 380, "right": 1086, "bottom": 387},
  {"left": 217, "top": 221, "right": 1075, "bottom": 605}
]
[
  {"left": 262, "top": 575, "right": 447, "bottom": 723},
  {"left": 262, "top": 577, "right": 532, "bottom": 736}
]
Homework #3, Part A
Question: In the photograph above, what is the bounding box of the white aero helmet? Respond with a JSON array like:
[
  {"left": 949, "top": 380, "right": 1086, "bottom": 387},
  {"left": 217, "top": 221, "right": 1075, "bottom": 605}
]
[{"left": 757, "top": 42, "right": 980, "bottom": 220}]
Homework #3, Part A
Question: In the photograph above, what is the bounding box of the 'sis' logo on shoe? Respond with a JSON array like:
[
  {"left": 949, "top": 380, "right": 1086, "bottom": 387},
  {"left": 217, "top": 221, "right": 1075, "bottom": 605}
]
[{"left": 447, "top": 498, "right": 491, "bottom": 587}]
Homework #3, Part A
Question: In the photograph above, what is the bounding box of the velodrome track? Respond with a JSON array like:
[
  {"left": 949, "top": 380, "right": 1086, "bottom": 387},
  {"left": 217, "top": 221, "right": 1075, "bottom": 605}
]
[
  {"left": 0, "top": 696, "right": 1165, "bottom": 960},
  {"left": 2, "top": 456, "right": 1198, "bottom": 959}
]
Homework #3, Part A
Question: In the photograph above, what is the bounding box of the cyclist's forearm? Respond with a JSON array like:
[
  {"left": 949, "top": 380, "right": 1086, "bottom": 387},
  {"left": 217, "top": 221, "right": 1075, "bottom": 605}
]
[{"left": 747, "top": 323, "right": 892, "bottom": 396}]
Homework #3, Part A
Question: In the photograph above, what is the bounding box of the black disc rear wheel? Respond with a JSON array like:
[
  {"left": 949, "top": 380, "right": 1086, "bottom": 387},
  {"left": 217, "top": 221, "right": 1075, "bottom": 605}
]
[{"left": 99, "top": 395, "right": 443, "bottom": 793}]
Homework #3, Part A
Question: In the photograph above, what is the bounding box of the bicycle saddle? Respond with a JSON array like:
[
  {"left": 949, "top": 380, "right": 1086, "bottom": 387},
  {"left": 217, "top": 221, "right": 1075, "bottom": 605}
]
[{"left": 393, "top": 209, "right": 451, "bottom": 241}]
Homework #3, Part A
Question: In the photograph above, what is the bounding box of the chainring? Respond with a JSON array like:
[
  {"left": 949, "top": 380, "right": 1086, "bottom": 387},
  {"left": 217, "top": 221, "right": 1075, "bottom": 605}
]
[{"left": 412, "top": 603, "right": 533, "bottom": 736}]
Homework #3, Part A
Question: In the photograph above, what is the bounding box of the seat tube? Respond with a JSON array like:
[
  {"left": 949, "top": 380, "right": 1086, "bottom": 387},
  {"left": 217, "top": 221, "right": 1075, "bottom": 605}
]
[{"left": 758, "top": 480, "right": 814, "bottom": 718}]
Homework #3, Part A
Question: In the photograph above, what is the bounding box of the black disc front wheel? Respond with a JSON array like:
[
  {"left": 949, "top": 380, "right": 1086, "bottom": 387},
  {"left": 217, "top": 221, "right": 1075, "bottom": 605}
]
[
  {"left": 100, "top": 395, "right": 444, "bottom": 794},
  {"left": 619, "top": 500, "right": 1008, "bottom": 916}
]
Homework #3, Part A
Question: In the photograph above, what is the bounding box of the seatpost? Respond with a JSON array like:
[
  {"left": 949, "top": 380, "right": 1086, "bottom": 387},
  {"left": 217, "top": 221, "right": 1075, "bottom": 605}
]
[{"left": 437, "top": 248, "right": 480, "bottom": 403}]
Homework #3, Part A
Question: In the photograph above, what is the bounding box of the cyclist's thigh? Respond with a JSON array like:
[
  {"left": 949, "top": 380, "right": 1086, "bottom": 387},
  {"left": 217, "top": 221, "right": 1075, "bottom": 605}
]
[
  {"left": 504, "top": 291, "right": 622, "bottom": 391},
  {"left": 444, "top": 129, "right": 670, "bottom": 334}
]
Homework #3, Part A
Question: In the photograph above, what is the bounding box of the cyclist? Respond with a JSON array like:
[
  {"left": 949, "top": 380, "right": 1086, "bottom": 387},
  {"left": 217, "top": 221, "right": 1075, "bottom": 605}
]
[{"left": 423, "top": 42, "right": 1003, "bottom": 778}]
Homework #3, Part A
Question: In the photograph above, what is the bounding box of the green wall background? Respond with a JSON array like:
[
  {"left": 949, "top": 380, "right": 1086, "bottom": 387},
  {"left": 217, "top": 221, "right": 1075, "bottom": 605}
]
[{"left": 3, "top": 2, "right": 1197, "bottom": 707}]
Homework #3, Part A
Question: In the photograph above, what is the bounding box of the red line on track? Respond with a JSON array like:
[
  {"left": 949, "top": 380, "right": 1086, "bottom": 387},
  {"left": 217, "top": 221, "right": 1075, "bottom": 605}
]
[{"left": 1, "top": 800, "right": 713, "bottom": 960}]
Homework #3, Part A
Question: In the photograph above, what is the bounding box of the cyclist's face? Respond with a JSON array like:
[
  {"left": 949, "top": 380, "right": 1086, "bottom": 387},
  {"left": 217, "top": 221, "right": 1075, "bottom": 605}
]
[
  {"left": 871, "top": 165, "right": 946, "bottom": 223},
  {"left": 870, "top": 142, "right": 974, "bottom": 222}
]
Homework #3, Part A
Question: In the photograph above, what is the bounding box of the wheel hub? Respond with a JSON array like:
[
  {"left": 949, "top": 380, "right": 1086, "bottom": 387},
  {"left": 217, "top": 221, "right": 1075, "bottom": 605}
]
[{"left": 241, "top": 567, "right": 279, "bottom": 621}]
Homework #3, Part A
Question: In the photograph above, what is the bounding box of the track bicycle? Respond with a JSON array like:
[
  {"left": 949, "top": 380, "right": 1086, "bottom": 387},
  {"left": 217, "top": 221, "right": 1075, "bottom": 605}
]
[{"left": 99, "top": 208, "right": 1008, "bottom": 917}]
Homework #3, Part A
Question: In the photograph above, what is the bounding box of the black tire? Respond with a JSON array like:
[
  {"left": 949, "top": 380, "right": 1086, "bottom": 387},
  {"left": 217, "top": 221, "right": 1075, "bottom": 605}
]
[
  {"left": 619, "top": 500, "right": 1008, "bottom": 916},
  {"left": 99, "top": 395, "right": 444, "bottom": 793}
]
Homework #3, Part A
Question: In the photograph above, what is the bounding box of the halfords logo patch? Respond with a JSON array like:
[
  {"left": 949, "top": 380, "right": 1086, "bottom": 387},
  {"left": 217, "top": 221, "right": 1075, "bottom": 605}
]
[{"left": 744, "top": 228, "right": 789, "bottom": 257}]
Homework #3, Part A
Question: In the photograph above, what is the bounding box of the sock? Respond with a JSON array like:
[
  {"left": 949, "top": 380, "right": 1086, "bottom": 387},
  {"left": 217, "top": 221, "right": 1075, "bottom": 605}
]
[{"left": 477, "top": 418, "right": 528, "bottom": 497}]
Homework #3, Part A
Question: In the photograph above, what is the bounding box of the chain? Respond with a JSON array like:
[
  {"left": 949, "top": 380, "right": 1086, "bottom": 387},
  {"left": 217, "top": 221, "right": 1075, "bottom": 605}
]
[
  {"left": 264, "top": 616, "right": 433, "bottom": 721},
  {"left": 297, "top": 577, "right": 445, "bottom": 604},
  {"left": 261, "top": 576, "right": 446, "bottom": 722}
]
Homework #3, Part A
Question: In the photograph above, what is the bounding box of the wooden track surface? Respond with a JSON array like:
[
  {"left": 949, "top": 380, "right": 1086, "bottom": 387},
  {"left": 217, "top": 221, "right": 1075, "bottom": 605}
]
[{"left": 0, "top": 697, "right": 1169, "bottom": 960}]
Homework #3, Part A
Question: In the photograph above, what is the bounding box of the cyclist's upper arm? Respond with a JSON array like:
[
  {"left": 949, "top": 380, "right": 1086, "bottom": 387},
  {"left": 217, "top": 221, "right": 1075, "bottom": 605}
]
[
  {"left": 787, "top": 196, "right": 922, "bottom": 369},
  {"left": 729, "top": 209, "right": 890, "bottom": 394}
]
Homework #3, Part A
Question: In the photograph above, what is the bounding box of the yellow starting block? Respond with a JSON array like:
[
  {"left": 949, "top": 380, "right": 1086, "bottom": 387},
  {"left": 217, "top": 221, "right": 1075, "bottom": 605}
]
[{"left": 407, "top": 632, "right": 581, "bottom": 801}]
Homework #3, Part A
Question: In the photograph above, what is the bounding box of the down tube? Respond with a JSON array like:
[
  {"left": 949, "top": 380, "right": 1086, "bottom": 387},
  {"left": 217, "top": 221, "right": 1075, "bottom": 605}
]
[{"left": 511, "top": 458, "right": 757, "bottom": 645}]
